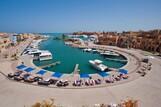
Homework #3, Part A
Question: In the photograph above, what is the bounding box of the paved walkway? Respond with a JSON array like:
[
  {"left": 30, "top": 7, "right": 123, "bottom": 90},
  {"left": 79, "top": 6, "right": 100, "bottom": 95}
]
[
  {"left": 17, "top": 43, "right": 142, "bottom": 89},
  {"left": 0, "top": 56, "right": 161, "bottom": 107},
  {"left": 0, "top": 41, "right": 161, "bottom": 106}
]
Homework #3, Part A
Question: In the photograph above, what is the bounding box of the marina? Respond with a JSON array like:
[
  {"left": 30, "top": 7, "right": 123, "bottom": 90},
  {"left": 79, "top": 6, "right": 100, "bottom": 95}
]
[
  {"left": 0, "top": 0, "right": 161, "bottom": 106},
  {"left": 0, "top": 33, "right": 159, "bottom": 107},
  {"left": 33, "top": 36, "right": 127, "bottom": 74}
]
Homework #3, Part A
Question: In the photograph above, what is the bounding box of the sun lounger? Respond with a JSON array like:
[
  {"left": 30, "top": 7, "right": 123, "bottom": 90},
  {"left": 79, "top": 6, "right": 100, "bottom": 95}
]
[
  {"left": 14, "top": 76, "right": 23, "bottom": 81},
  {"left": 38, "top": 80, "right": 50, "bottom": 86},
  {"left": 105, "top": 78, "right": 114, "bottom": 83},
  {"left": 33, "top": 76, "right": 43, "bottom": 82},
  {"left": 56, "top": 80, "right": 69, "bottom": 87},
  {"left": 64, "top": 81, "right": 69, "bottom": 86},
  {"left": 122, "top": 74, "right": 128, "bottom": 79},
  {"left": 105, "top": 79, "right": 111, "bottom": 83},
  {"left": 148, "top": 66, "right": 151, "bottom": 70},
  {"left": 21, "top": 73, "right": 30, "bottom": 80},
  {"left": 137, "top": 70, "right": 142, "bottom": 74},
  {"left": 43, "top": 78, "right": 58, "bottom": 85},
  {"left": 115, "top": 76, "right": 121, "bottom": 81},
  {"left": 85, "top": 80, "right": 90, "bottom": 86},
  {"left": 8, "top": 73, "right": 14, "bottom": 78},
  {"left": 14, "top": 71, "right": 23, "bottom": 76},
  {"left": 95, "top": 79, "right": 101, "bottom": 85},
  {"left": 89, "top": 79, "right": 95, "bottom": 85},
  {"left": 141, "top": 72, "right": 146, "bottom": 77},
  {"left": 24, "top": 77, "right": 35, "bottom": 83},
  {"left": 73, "top": 80, "right": 82, "bottom": 86}
]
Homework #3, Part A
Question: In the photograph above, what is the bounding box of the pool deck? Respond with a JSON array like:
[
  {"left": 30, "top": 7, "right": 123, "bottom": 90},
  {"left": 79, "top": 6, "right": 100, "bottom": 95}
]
[{"left": 0, "top": 39, "right": 161, "bottom": 106}]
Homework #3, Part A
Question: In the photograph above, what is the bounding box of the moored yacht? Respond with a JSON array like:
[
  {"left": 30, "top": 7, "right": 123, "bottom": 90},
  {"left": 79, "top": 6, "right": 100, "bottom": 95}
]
[
  {"left": 100, "top": 51, "right": 119, "bottom": 57},
  {"left": 83, "top": 48, "right": 92, "bottom": 52},
  {"left": 32, "top": 50, "right": 52, "bottom": 61},
  {"left": 89, "top": 59, "right": 108, "bottom": 72},
  {"left": 92, "top": 49, "right": 100, "bottom": 53},
  {"left": 39, "top": 51, "right": 52, "bottom": 61}
]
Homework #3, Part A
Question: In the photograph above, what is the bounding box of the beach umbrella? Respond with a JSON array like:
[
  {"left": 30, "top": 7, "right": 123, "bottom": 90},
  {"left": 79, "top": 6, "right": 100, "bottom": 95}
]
[
  {"left": 36, "top": 70, "right": 47, "bottom": 75},
  {"left": 52, "top": 72, "right": 63, "bottom": 78},
  {"left": 16, "top": 64, "right": 27, "bottom": 70},
  {"left": 80, "top": 73, "right": 90, "bottom": 78},
  {"left": 24, "top": 67, "right": 35, "bottom": 72},
  {"left": 97, "top": 72, "right": 109, "bottom": 77},
  {"left": 118, "top": 69, "right": 128, "bottom": 74}
]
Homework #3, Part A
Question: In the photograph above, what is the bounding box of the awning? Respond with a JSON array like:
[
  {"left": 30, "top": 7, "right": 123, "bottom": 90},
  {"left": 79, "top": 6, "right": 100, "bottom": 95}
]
[
  {"left": 52, "top": 72, "right": 63, "bottom": 78},
  {"left": 98, "top": 72, "right": 109, "bottom": 77},
  {"left": 118, "top": 69, "right": 128, "bottom": 74},
  {"left": 24, "top": 67, "right": 35, "bottom": 72},
  {"left": 16, "top": 64, "right": 27, "bottom": 70},
  {"left": 36, "top": 70, "right": 47, "bottom": 75},
  {"left": 80, "top": 73, "right": 90, "bottom": 78}
]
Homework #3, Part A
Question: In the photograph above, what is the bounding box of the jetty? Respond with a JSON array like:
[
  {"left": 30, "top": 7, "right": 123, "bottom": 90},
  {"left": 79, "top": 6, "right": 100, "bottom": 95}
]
[
  {"left": 39, "top": 61, "right": 61, "bottom": 68},
  {"left": 73, "top": 64, "right": 80, "bottom": 74}
]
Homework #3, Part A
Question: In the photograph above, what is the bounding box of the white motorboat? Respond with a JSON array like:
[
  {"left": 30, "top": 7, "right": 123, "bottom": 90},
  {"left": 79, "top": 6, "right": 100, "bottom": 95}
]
[
  {"left": 92, "top": 49, "right": 100, "bottom": 53},
  {"left": 89, "top": 59, "right": 108, "bottom": 72},
  {"left": 27, "top": 49, "right": 41, "bottom": 55},
  {"left": 100, "top": 51, "right": 119, "bottom": 57},
  {"left": 32, "top": 50, "right": 52, "bottom": 61},
  {"left": 83, "top": 48, "right": 92, "bottom": 52},
  {"left": 39, "top": 50, "right": 52, "bottom": 61}
]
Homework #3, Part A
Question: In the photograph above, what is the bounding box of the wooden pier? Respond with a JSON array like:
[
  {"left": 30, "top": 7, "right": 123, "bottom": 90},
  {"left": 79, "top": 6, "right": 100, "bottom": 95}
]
[
  {"left": 39, "top": 61, "right": 61, "bottom": 68},
  {"left": 73, "top": 64, "right": 80, "bottom": 74}
]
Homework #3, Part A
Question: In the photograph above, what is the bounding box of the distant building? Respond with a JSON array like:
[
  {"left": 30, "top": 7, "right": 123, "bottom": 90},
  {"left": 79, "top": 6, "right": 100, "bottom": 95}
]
[
  {"left": 0, "top": 33, "right": 11, "bottom": 50},
  {"left": 10, "top": 35, "right": 18, "bottom": 44},
  {"left": 73, "top": 29, "right": 161, "bottom": 54}
]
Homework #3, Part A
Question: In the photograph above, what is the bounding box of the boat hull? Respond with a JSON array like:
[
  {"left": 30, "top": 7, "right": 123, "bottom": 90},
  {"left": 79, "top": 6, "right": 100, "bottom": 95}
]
[{"left": 89, "top": 60, "right": 107, "bottom": 72}]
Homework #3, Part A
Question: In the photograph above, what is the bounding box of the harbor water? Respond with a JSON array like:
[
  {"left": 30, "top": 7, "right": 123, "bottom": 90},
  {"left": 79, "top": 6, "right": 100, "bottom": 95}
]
[{"left": 33, "top": 34, "right": 127, "bottom": 74}]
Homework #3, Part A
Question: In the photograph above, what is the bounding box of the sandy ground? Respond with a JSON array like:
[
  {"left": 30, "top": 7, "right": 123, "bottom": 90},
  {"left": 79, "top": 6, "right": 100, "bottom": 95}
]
[{"left": 0, "top": 56, "right": 161, "bottom": 107}]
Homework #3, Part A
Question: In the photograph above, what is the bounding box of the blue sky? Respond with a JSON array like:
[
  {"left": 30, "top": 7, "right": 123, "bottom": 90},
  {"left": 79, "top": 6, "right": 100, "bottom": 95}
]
[{"left": 0, "top": 0, "right": 161, "bottom": 33}]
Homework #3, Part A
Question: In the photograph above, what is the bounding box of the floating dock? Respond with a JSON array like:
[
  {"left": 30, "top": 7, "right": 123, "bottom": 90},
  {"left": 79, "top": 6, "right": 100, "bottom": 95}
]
[
  {"left": 73, "top": 64, "right": 80, "bottom": 74},
  {"left": 39, "top": 61, "right": 61, "bottom": 68}
]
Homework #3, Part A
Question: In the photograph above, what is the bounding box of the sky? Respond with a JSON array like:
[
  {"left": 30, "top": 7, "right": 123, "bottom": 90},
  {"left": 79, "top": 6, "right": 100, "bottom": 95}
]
[{"left": 0, "top": 0, "right": 161, "bottom": 33}]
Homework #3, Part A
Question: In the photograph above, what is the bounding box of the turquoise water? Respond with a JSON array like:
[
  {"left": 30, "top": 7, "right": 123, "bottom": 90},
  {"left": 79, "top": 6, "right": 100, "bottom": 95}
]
[{"left": 33, "top": 35, "right": 127, "bottom": 74}]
